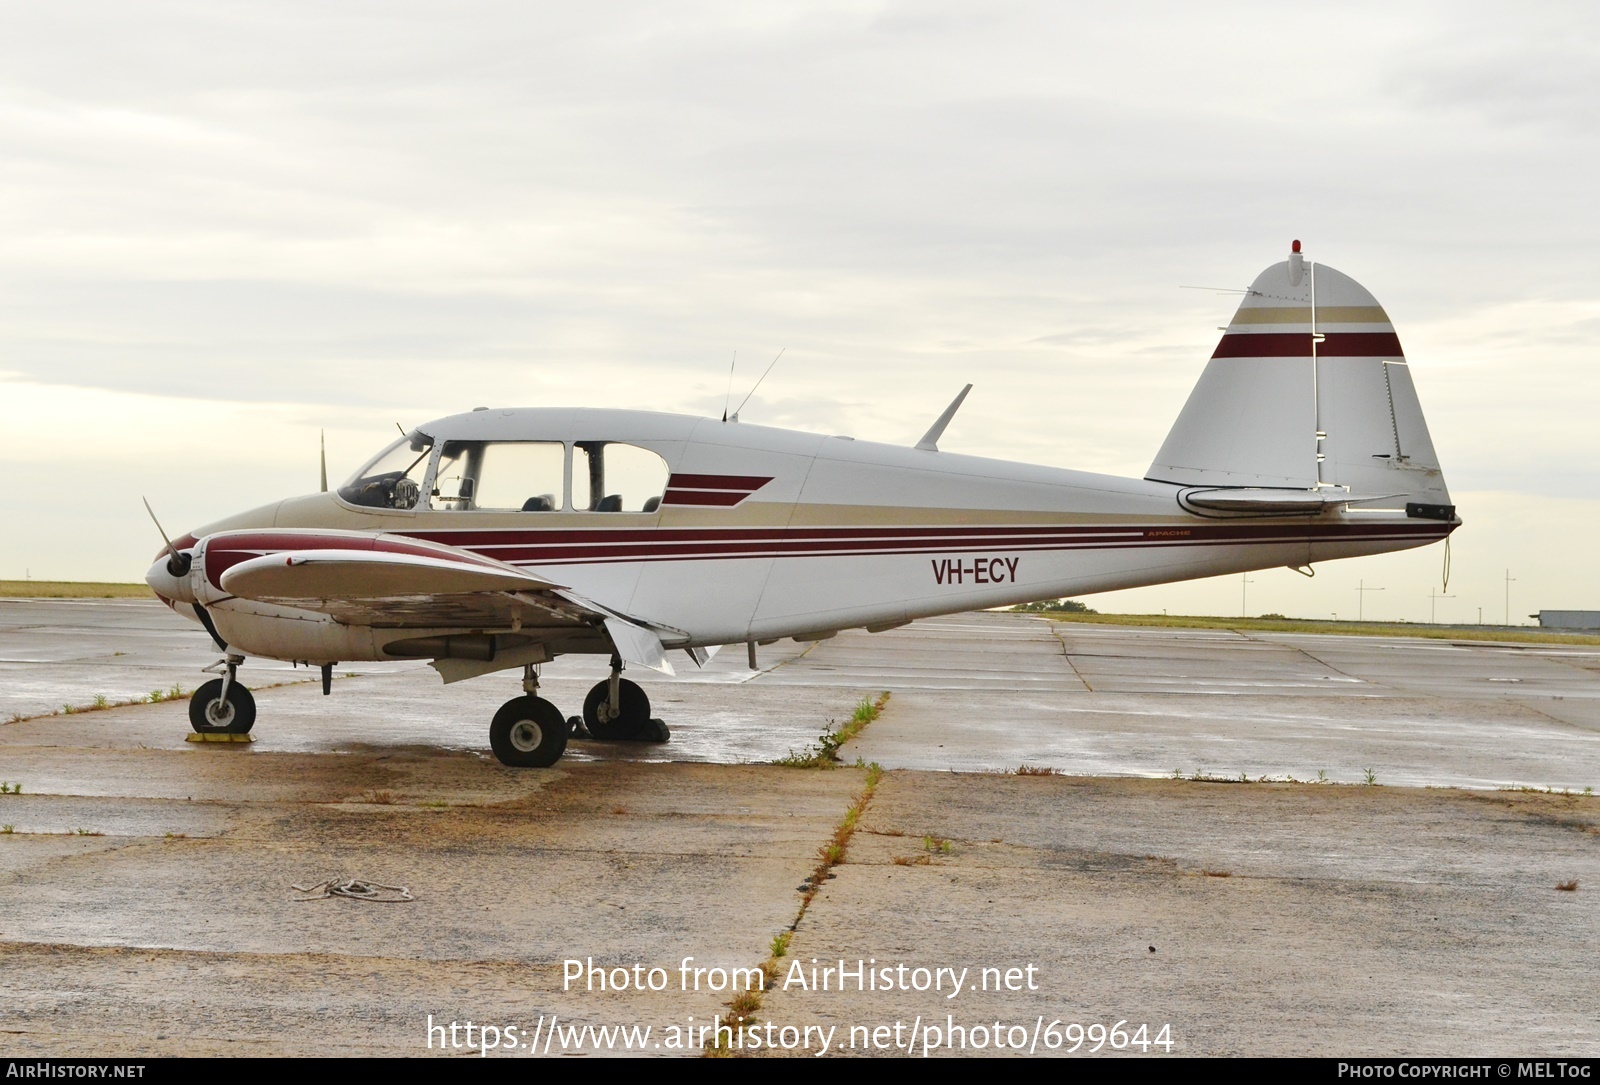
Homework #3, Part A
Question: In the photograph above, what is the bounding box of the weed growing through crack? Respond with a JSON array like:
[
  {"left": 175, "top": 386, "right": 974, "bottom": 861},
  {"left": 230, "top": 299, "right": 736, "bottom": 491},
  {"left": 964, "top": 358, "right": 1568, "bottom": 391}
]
[
  {"left": 1556, "top": 880, "right": 1579, "bottom": 892},
  {"left": 1, "top": 825, "right": 13, "bottom": 834},
  {"left": 775, "top": 692, "right": 890, "bottom": 768},
  {"left": 710, "top": 760, "right": 886, "bottom": 1055},
  {"left": 0, "top": 782, "right": 21, "bottom": 795},
  {"left": 1364, "top": 768, "right": 1378, "bottom": 786},
  {"left": 1015, "top": 765, "right": 1056, "bottom": 776}
]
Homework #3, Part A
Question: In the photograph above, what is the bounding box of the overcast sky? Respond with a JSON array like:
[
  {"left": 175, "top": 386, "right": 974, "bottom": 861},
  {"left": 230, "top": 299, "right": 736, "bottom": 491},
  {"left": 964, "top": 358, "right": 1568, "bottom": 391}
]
[{"left": 2, "top": 1, "right": 1595, "bottom": 623}]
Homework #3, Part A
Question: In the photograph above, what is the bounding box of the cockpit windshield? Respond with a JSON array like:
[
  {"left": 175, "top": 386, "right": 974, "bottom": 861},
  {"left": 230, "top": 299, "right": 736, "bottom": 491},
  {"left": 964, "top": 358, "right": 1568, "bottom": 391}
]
[{"left": 338, "top": 430, "right": 434, "bottom": 509}]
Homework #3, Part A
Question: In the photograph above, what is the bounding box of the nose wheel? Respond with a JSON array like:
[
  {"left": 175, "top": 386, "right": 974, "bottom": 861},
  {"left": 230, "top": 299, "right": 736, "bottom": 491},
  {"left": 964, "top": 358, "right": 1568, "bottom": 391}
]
[{"left": 190, "top": 676, "right": 256, "bottom": 734}]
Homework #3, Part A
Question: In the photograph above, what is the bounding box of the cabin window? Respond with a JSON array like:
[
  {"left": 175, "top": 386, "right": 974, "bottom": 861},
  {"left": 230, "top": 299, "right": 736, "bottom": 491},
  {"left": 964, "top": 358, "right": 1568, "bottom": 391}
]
[
  {"left": 338, "top": 431, "right": 433, "bottom": 510},
  {"left": 430, "top": 441, "right": 565, "bottom": 512},
  {"left": 571, "top": 442, "right": 669, "bottom": 512}
]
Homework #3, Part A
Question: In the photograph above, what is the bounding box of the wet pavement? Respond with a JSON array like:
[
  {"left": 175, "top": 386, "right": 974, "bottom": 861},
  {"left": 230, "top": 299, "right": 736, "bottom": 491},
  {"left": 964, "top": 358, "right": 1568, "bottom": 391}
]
[
  {"left": 4, "top": 601, "right": 1595, "bottom": 790},
  {"left": 1, "top": 600, "right": 1597, "bottom": 1056}
]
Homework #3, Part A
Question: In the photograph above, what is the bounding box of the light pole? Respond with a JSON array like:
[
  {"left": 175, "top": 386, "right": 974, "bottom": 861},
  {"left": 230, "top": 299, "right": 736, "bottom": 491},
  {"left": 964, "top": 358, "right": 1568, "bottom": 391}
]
[
  {"left": 1428, "top": 589, "right": 1455, "bottom": 625},
  {"left": 1357, "top": 580, "right": 1385, "bottom": 622},
  {"left": 1241, "top": 573, "right": 1254, "bottom": 618},
  {"left": 1504, "top": 569, "right": 1516, "bottom": 627}
]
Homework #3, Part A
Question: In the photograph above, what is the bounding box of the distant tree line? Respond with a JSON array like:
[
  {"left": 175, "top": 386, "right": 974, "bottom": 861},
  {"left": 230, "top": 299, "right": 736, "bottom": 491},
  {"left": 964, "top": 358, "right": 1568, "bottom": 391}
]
[{"left": 1010, "top": 599, "right": 1097, "bottom": 613}]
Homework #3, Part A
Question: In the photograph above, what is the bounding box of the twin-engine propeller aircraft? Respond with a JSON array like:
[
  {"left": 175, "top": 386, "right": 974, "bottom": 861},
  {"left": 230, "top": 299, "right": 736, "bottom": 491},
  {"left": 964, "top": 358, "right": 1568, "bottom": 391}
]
[{"left": 146, "top": 243, "right": 1458, "bottom": 767}]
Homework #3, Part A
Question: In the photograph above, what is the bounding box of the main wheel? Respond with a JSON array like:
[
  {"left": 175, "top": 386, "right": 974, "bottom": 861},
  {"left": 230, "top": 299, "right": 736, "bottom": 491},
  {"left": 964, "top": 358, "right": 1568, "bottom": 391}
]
[
  {"left": 582, "top": 678, "right": 651, "bottom": 740},
  {"left": 189, "top": 678, "right": 256, "bottom": 734},
  {"left": 489, "top": 696, "right": 569, "bottom": 767}
]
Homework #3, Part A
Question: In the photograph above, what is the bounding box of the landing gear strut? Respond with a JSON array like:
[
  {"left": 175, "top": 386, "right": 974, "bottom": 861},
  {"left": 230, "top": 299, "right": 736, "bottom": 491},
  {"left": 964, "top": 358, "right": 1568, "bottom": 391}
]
[
  {"left": 191, "top": 654, "right": 255, "bottom": 734},
  {"left": 488, "top": 665, "right": 569, "bottom": 768},
  {"left": 582, "top": 655, "right": 669, "bottom": 743}
]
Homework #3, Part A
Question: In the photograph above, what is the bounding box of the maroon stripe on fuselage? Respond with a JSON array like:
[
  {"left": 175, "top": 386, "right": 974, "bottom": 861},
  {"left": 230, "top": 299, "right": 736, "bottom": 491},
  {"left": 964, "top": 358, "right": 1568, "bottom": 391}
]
[
  {"left": 1211, "top": 332, "right": 1404, "bottom": 359},
  {"left": 666, "top": 473, "right": 774, "bottom": 491},
  {"left": 400, "top": 520, "right": 1454, "bottom": 566},
  {"left": 661, "top": 489, "right": 752, "bottom": 507}
]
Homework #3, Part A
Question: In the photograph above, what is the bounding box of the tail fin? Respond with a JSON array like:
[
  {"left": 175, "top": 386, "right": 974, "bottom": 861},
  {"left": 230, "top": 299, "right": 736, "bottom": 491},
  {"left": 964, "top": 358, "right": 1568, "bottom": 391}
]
[{"left": 1148, "top": 243, "right": 1451, "bottom": 512}]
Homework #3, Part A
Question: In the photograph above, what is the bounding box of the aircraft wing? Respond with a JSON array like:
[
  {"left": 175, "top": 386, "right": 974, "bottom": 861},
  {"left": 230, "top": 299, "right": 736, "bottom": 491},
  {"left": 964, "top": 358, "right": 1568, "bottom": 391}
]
[{"left": 216, "top": 540, "right": 679, "bottom": 676}]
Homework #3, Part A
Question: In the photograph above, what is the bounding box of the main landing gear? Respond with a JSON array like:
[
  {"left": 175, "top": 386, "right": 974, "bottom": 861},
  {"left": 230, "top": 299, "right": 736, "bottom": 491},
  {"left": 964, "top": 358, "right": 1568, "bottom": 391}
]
[
  {"left": 190, "top": 654, "right": 256, "bottom": 735},
  {"left": 486, "top": 658, "right": 670, "bottom": 768},
  {"left": 488, "top": 665, "right": 569, "bottom": 768}
]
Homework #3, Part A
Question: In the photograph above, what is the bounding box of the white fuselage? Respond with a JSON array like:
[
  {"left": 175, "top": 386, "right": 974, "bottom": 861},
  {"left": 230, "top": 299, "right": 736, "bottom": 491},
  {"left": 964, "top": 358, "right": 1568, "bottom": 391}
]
[{"left": 161, "top": 408, "right": 1456, "bottom": 665}]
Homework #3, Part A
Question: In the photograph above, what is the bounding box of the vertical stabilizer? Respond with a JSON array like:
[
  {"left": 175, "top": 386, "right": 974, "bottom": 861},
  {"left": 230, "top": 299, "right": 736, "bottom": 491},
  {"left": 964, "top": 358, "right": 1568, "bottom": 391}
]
[{"left": 1147, "top": 243, "right": 1451, "bottom": 509}]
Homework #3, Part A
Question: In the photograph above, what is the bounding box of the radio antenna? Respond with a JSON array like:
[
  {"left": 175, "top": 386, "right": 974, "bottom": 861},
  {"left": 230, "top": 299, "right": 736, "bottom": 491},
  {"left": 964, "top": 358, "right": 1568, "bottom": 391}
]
[
  {"left": 721, "top": 351, "right": 737, "bottom": 422},
  {"left": 730, "top": 348, "right": 785, "bottom": 422}
]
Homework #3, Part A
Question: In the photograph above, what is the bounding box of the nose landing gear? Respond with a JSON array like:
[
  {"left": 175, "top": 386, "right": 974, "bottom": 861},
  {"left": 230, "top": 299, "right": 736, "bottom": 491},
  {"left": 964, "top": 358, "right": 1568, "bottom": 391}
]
[{"left": 190, "top": 654, "right": 255, "bottom": 734}]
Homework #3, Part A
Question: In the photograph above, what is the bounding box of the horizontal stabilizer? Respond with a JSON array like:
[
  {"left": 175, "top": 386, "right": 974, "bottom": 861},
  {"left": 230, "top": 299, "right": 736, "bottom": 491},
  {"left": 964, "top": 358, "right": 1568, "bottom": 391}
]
[
  {"left": 220, "top": 549, "right": 563, "bottom": 602},
  {"left": 1180, "top": 488, "right": 1404, "bottom": 514}
]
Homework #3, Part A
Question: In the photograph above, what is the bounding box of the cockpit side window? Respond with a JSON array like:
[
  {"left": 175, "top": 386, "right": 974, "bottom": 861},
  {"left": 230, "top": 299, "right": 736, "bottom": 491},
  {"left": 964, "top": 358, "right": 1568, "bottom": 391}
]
[
  {"left": 338, "top": 431, "right": 433, "bottom": 510},
  {"left": 431, "top": 441, "right": 565, "bottom": 512},
  {"left": 572, "top": 442, "right": 669, "bottom": 513}
]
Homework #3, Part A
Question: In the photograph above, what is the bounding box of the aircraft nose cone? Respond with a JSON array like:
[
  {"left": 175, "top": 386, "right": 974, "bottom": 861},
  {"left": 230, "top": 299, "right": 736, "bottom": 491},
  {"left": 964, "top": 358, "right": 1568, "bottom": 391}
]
[{"left": 145, "top": 555, "right": 197, "bottom": 605}]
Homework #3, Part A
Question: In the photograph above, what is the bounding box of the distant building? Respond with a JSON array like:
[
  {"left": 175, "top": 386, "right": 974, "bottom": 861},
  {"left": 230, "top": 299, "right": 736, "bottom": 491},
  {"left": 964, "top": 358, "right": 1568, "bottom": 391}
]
[{"left": 1533, "top": 611, "right": 1600, "bottom": 631}]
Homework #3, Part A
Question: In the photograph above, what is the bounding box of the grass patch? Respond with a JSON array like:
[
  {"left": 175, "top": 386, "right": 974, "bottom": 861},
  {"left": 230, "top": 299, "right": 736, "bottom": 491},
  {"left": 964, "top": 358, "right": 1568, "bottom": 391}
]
[
  {"left": 1041, "top": 611, "right": 1600, "bottom": 647},
  {"left": 358, "top": 790, "right": 400, "bottom": 805},
  {"left": 0, "top": 581, "right": 149, "bottom": 599},
  {"left": 1202, "top": 869, "right": 1233, "bottom": 878},
  {"left": 774, "top": 692, "right": 891, "bottom": 768},
  {"left": 1014, "top": 764, "right": 1057, "bottom": 776}
]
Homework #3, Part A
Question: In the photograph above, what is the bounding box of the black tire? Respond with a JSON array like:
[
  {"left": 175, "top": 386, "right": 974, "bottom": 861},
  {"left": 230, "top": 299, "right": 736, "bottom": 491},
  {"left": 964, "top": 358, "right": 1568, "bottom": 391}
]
[
  {"left": 489, "top": 696, "right": 569, "bottom": 767},
  {"left": 582, "top": 678, "right": 651, "bottom": 740},
  {"left": 189, "top": 678, "right": 256, "bottom": 734}
]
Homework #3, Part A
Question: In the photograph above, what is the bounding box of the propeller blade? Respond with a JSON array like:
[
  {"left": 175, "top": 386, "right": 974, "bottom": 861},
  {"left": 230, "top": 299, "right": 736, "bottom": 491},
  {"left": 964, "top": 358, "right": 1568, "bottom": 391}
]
[{"left": 141, "top": 497, "right": 192, "bottom": 576}]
